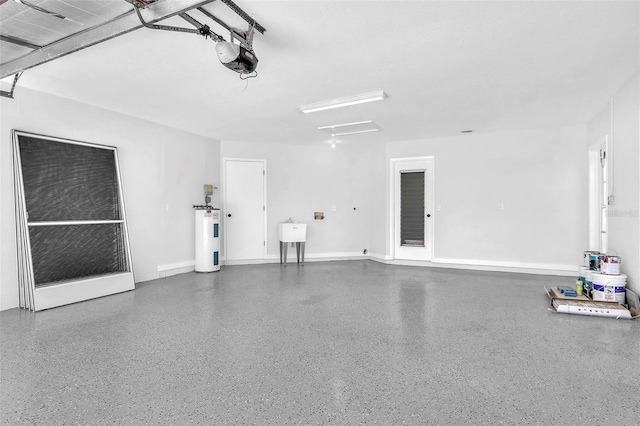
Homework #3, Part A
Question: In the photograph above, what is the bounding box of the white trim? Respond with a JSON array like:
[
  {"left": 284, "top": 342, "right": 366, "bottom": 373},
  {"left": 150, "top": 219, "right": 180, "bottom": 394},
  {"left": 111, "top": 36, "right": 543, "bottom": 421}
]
[
  {"left": 159, "top": 253, "right": 576, "bottom": 277},
  {"left": 113, "top": 145, "right": 135, "bottom": 285},
  {"left": 223, "top": 252, "right": 369, "bottom": 266},
  {"left": 276, "top": 252, "right": 368, "bottom": 261},
  {"left": 34, "top": 272, "right": 134, "bottom": 311},
  {"left": 370, "top": 256, "right": 576, "bottom": 276},
  {"left": 160, "top": 266, "right": 195, "bottom": 278},
  {"left": 157, "top": 260, "right": 195, "bottom": 272},
  {"left": 12, "top": 129, "right": 118, "bottom": 150},
  {"left": 588, "top": 136, "right": 609, "bottom": 252}
]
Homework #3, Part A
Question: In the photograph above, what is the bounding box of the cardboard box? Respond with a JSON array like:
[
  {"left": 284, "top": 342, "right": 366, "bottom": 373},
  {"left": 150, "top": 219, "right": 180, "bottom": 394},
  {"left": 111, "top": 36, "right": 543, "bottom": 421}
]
[
  {"left": 546, "top": 286, "right": 590, "bottom": 301},
  {"left": 546, "top": 287, "right": 632, "bottom": 319}
]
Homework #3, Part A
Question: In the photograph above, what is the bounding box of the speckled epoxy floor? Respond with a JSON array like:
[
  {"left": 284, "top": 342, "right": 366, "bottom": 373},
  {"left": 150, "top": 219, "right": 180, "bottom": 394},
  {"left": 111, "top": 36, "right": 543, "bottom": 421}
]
[{"left": 1, "top": 261, "right": 638, "bottom": 424}]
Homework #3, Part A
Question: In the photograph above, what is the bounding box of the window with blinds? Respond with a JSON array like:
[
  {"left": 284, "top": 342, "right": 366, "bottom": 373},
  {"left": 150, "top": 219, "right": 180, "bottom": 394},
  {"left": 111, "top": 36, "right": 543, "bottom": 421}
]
[{"left": 400, "top": 171, "right": 425, "bottom": 246}]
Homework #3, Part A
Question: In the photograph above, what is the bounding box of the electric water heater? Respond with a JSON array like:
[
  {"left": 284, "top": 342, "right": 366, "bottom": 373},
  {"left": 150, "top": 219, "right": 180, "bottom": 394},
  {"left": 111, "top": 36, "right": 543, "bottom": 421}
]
[{"left": 194, "top": 207, "right": 220, "bottom": 272}]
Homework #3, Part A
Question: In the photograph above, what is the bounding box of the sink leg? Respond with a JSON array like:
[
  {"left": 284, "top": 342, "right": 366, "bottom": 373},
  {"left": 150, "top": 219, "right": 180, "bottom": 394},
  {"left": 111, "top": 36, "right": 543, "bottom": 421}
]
[
  {"left": 279, "top": 241, "right": 283, "bottom": 264},
  {"left": 301, "top": 242, "right": 305, "bottom": 264},
  {"left": 283, "top": 242, "right": 288, "bottom": 265},
  {"left": 296, "top": 242, "right": 300, "bottom": 263}
]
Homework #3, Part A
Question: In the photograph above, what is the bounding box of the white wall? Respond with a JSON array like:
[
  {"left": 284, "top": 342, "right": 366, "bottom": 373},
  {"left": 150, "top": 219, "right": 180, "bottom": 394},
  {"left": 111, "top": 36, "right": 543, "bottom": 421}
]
[
  {"left": 220, "top": 140, "right": 379, "bottom": 259},
  {"left": 587, "top": 73, "right": 639, "bottom": 294},
  {"left": 381, "top": 125, "right": 587, "bottom": 272},
  {"left": 1, "top": 88, "right": 618, "bottom": 311},
  {"left": 0, "top": 88, "right": 220, "bottom": 311}
]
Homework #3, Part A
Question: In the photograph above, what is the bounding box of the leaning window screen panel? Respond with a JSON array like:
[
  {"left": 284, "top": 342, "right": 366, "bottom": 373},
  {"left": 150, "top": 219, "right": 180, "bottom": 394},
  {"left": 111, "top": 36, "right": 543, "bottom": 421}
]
[
  {"left": 12, "top": 131, "right": 134, "bottom": 311},
  {"left": 400, "top": 171, "right": 425, "bottom": 247}
]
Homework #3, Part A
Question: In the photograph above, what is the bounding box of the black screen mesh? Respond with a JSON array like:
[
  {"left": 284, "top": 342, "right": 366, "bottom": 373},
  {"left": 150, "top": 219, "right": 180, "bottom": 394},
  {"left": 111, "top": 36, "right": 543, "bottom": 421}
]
[
  {"left": 29, "top": 224, "right": 128, "bottom": 286},
  {"left": 19, "top": 136, "right": 121, "bottom": 222},
  {"left": 17, "top": 134, "right": 128, "bottom": 287}
]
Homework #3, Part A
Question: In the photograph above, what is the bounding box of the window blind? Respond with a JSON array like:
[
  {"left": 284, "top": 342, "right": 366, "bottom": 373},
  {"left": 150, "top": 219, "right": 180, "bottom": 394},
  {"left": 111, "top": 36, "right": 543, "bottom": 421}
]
[{"left": 400, "top": 171, "right": 425, "bottom": 246}]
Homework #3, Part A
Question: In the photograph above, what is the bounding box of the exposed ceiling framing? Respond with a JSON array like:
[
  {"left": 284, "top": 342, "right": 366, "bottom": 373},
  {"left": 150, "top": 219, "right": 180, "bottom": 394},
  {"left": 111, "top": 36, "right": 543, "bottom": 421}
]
[{"left": 0, "top": 0, "right": 264, "bottom": 80}]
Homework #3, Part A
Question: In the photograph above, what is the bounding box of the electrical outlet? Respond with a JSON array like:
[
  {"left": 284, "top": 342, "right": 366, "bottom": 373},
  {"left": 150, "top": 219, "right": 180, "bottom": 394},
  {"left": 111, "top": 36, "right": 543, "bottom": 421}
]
[
  {"left": 498, "top": 203, "right": 504, "bottom": 211},
  {"left": 332, "top": 205, "right": 336, "bottom": 211},
  {"left": 608, "top": 195, "right": 615, "bottom": 206}
]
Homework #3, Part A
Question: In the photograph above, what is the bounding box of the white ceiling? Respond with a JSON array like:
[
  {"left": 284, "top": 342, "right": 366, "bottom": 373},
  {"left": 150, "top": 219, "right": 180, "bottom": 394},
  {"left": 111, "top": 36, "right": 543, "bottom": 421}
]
[{"left": 5, "top": 0, "right": 640, "bottom": 145}]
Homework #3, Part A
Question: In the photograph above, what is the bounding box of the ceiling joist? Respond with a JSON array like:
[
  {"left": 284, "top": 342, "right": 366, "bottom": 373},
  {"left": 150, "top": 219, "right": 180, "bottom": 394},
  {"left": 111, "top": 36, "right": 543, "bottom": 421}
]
[{"left": 0, "top": 0, "right": 215, "bottom": 80}]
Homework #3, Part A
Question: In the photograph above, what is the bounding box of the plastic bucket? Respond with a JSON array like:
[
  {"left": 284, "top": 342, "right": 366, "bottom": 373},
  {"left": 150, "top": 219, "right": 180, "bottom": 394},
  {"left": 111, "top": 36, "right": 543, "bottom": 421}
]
[
  {"left": 591, "top": 272, "right": 627, "bottom": 304},
  {"left": 583, "top": 251, "right": 600, "bottom": 267},
  {"left": 584, "top": 270, "right": 593, "bottom": 288},
  {"left": 583, "top": 270, "right": 594, "bottom": 298},
  {"left": 600, "top": 255, "right": 621, "bottom": 275},
  {"left": 589, "top": 253, "right": 604, "bottom": 271}
]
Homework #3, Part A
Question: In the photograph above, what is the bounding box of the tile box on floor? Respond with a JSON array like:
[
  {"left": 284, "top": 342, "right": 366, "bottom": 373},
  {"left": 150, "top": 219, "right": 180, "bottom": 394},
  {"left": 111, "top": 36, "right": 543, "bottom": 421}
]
[{"left": 546, "top": 286, "right": 636, "bottom": 320}]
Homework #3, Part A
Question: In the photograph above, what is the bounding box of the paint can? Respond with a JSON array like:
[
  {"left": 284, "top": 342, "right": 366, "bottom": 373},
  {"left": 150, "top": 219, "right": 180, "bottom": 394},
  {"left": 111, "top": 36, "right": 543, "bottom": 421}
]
[
  {"left": 600, "top": 255, "right": 621, "bottom": 275},
  {"left": 589, "top": 253, "right": 604, "bottom": 271},
  {"left": 578, "top": 265, "right": 588, "bottom": 284},
  {"left": 591, "top": 272, "right": 627, "bottom": 304},
  {"left": 583, "top": 251, "right": 600, "bottom": 267}
]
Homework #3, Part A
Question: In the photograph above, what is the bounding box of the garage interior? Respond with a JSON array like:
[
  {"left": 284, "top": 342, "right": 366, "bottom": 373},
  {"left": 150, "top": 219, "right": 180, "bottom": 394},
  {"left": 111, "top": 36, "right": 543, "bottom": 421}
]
[{"left": 1, "top": 0, "right": 639, "bottom": 424}]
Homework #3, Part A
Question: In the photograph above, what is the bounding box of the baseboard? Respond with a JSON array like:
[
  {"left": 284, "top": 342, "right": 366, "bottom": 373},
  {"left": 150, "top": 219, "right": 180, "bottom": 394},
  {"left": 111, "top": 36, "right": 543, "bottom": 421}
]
[
  {"left": 157, "top": 260, "right": 195, "bottom": 278},
  {"left": 369, "top": 256, "right": 576, "bottom": 276},
  {"left": 223, "top": 252, "right": 368, "bottom": 266},
  {"left": 157, "top": 254, "right": 577, "bottom": 277}
]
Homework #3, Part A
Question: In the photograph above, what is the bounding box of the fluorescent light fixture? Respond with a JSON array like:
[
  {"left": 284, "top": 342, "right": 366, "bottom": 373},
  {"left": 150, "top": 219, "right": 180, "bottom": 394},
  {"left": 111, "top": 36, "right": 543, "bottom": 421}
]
[
  {"left": 317, "top": 120, "right": 373, "bottom": 130},
  {"left": 333, "top": 128, "right": 380, "bottom": 136},
  {"left": 300, "top": 91, "right": 385, "bottom": 113}
]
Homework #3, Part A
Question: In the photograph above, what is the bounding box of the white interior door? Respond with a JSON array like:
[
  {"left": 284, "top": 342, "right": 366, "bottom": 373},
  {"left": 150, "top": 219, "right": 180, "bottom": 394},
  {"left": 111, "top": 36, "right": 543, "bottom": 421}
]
[
  {"left": 223, "top": 159, "right": 266, "bottom": 261},
  {"left": 392, "top": 157, "right": 434, "bottom": 261}
]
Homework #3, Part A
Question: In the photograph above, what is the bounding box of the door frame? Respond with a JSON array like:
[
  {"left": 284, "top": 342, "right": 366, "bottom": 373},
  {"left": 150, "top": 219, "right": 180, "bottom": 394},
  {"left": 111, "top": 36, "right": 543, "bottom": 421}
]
[
  {"left": 222, "top": 157, "right": 268, "bottom": 262},
  {"left": 389, "top": 156, "right": 435, "bottom": 261},
  {"left": 587, "top": 137, "right": 608, "bottom": 253}
]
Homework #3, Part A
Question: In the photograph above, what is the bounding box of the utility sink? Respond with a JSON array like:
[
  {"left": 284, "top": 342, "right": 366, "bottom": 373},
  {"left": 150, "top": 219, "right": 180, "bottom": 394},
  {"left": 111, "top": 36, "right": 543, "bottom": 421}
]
[
  {"left": 278, "top": 222, "right": 307, "bottom": 242},
  {"left": 278, "top": 223, "right": 307, "bottom": 265}
]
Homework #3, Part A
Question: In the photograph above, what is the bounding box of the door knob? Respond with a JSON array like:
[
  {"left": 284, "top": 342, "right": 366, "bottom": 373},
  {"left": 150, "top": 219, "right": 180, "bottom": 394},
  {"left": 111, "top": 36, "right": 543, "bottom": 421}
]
[
  {"left": 227, "top": 214, "right": 232, "bottom": 217},
  {"left": 426, "top": 214, "right": 431, "bottom": 218}
]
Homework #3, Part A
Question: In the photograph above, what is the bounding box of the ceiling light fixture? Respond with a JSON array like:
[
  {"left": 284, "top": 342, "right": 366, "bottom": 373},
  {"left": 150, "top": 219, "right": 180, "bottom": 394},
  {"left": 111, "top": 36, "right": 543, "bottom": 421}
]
[
  {"left": 300, "top": 91, "right": 385, "bottom": 114},
  {"left": 317, "top": 120, "right": 373, "bottom": 130},
  {"left": 333, "top": 128, "right": 380, "bottom": 137}
]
